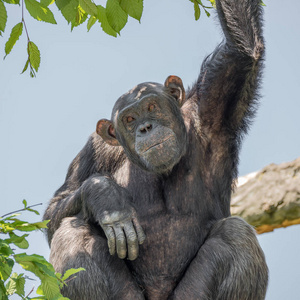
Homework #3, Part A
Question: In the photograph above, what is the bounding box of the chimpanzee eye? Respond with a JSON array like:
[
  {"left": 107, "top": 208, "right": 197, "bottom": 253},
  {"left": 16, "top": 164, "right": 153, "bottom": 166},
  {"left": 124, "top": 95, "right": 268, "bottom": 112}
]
[
  {"left": 148, "top": 104, "right": 155, "bottom": 112},
  {"left": 126, "top": 116, "right": 135, "bottom": 123}
]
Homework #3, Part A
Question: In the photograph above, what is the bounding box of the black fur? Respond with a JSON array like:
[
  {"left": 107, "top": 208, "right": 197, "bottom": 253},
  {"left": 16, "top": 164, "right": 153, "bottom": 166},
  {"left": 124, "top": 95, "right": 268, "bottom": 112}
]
[{"left": 44, "top": 1, "right": 268, "bottom": 299}]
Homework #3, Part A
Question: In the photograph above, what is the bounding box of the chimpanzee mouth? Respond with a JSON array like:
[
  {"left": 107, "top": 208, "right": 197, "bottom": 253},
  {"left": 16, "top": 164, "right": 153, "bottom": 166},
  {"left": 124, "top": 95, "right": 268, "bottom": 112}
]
[{"left": 143, "top": 136, "right": 174, "bottom": 153}]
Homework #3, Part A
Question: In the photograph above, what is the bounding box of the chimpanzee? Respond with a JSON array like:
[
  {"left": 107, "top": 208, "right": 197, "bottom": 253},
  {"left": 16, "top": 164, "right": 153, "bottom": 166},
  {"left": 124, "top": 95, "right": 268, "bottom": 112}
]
[{"left": 44, "top": 0, "right": 268, "bottom": 299}]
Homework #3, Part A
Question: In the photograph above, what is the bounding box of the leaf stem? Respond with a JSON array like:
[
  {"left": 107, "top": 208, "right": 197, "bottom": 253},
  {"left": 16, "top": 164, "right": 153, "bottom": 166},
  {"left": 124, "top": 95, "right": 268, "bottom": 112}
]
[
  {"left": 1, "top": 203, "right": 43, "bottom": 218},
  {"left": 21, "top": 0, "right": 30, "bottom": 42}
]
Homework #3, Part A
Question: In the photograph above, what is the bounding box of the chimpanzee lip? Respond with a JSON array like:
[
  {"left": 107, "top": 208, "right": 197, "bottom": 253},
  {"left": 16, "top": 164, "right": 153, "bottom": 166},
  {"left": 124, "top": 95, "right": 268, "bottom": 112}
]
[{"left": 143, "top": 135, "right": 174, "bottom": 153}]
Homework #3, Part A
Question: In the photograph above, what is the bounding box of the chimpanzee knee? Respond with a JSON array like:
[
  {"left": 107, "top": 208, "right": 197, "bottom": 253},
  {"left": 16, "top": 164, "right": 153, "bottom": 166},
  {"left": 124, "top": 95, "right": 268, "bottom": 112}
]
[
  {"left": 206, "top": 217, "right": 268, "bottom": 300},
  {"left": 171, "top": 217, "right": 268, "bottom": 300}
]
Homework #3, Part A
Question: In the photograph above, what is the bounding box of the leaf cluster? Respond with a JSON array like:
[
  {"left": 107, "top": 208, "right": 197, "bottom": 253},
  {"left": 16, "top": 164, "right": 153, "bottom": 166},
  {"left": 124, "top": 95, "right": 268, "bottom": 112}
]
[
  {"left": 190, "top": 0, "right": 215, "bottom": 20},
  {"left": 0, "top": 200, "right": 84, "bottom": 300},
  {"left": 0, "top": 0, "right": 146, "bottom": 76},
  {"left": 0, "top": 0, "right": 265, "bottom": 76}
]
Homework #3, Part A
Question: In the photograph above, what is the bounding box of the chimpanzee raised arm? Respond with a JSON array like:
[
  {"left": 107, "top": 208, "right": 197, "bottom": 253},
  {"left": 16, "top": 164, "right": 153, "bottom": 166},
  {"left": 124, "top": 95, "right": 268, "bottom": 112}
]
[{"left": 44, "top": 1, "right": 268, "bottom": 299}]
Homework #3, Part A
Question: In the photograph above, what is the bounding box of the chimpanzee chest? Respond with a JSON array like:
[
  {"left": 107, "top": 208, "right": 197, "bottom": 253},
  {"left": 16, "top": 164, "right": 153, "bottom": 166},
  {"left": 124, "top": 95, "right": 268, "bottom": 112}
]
[{"left": 126, "top": 211, "right": 205, "bottom": 296}]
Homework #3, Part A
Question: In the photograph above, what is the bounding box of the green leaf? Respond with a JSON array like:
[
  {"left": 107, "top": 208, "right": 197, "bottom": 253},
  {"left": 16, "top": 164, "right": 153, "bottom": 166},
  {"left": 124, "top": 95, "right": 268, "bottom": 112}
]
[
  {"left": 79, "top": 0, "right": 97, "bottom": 16},
  {"left": 26, "top": 42, "right": 41, "bottom": 76},
  {"left": 36, "top": 276, "right": 62, "bottom": 299},
  {"left": 13, "top": 220, "right": 49, "bottom": 232},
  {"left": 71, "top": 5, "right": 87, "bottom": 30},
  {"left": 22, "top": 199, "right": 28, "bottom": 208},
  {"left": 24, "top": 0, "right": 57, "bottom": 24},
  {"left": 6, "top": 232, "right": 29, "bottom": 249},
  {"left": 0, "top": 240, "right": 14, "bottom": 256},
  {"left": 0, "top": 0, "right": 7, "bottom": 34},
  {"left": 61, "top": 268, "right": 85, "bottom": 281},
  {"left": 4, "top": 22, "right": 23, "bottom": 58},
  {"left": 26, "top": 207, "right": 40, "bottom": 215},
  {"left": 209, "top": 0, "right": 216, "bottom": 8},
  {"left": 5, "top": 273, "right": 25, "bottom": 296},
  {"left": 97, "top": 5, "right": 117, "bottom": 37},
  {"left": 14, "top": 254, "right": 61, "bottom": 293},
  {"left": 193, "top": 1, "right": 200, "bottom": 21},
  {"left": 2, "top": 214, "right": 21, "bottom": 221},
  {"left": 56, "top": 0, "right": 79, "bottom": 24},
  {"left": 106, "top": 0, "right": 128, "bottom": 33},
  {"left": 0, "top": 257, "right": 14, "bottom": 281},
  {"left": 87, "top": 15, "right": 96, "bottom": 31},
  {"left": 0, "top": 221, "right": 16, "bottom": 232},
  {"left": 40, "top": 0, "right": 54, "bottom": 6},
  {"left": 2, "top": 0, "right": 19, "bottom": 4},
  {"left": 204, "top": 8, "right": 210, "bottom": 17},
  {"left": 119, "top": 0, "right": 143, "bottom": 22},
  {"left": 0, "top": 280, "right": 9, "bottom": 300}
]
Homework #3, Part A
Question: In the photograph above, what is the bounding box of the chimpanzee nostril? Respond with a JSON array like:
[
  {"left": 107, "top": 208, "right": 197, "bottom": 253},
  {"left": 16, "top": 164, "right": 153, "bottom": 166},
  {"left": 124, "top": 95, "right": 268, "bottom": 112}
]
[
  {"left": 146, "top": 124, "right": 152, "bottom": 131},
  {"left": 139, "top": 123, "right": 152, "bottom": 133}
]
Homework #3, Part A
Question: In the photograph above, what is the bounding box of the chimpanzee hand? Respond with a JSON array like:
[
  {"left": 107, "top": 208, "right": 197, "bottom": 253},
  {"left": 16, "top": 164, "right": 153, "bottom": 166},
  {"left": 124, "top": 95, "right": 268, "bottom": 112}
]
[
  {"left": 99, "top": 205, "right": 146, "bottom": 261},
  {"left": 81, "top": 175, "right": 145, "bottom": 260}
]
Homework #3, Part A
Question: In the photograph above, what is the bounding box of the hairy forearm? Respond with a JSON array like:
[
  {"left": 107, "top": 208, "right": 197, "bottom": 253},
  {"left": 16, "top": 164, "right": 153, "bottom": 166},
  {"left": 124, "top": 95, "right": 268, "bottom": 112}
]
[
  {"left": 216, "top": 0, "right": 264, "bottom": 59},
  {"left": 43, "top": 188, "right": 82, "bottom": 243},
  {"left": 44, "top": 175, "right": 135, "bottom": 244}
]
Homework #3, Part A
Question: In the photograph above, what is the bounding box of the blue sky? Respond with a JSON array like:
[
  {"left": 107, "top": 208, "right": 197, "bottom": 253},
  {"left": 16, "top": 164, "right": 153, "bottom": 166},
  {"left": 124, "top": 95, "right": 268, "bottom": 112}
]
[{"left": 1, "top": 0, "right": 299, "bottom": 299}]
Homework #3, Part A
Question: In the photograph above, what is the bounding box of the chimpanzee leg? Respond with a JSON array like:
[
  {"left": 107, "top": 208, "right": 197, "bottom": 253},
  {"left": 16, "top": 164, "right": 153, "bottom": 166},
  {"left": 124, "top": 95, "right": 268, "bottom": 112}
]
[
  {"left": 171, "top": 217, "right": 268, "bottom": 300},
  {"left": 49, "top": 216, "right": 144, "bottom": 300}
]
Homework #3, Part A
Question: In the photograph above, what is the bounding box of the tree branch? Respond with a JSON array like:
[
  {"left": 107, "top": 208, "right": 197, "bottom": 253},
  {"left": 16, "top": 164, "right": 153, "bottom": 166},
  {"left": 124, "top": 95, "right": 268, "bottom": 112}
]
[{"left": 231, "top": 157, "right": 300, "bottom": 234}]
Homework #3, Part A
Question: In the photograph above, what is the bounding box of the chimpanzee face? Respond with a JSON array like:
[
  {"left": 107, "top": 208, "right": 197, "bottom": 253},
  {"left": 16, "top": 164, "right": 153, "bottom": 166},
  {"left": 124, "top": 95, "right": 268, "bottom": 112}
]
[{"left": 97, "top": 76, "right": 187, "bottom": 174}]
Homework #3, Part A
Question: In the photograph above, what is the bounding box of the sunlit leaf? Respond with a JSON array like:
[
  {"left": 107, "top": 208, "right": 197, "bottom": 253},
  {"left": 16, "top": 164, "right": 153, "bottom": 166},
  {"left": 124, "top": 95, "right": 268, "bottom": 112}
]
[
  {"left": 5, "top": 273, "right": 25, "bottom": 296},
  {"left": 4, "top": 22, "right": 23, "bottom": 58},
  {"left": 24, "top": 0, "right": 57, "bottom": 24},
  {"left": 119, "top": 0, "right": 143, "bottom": 22},
  {"left": 208, "top": 0, "right": 216, "bottom": 7},
  {"left": 106, "top": 0, "right": 128, "bottom": 33}
]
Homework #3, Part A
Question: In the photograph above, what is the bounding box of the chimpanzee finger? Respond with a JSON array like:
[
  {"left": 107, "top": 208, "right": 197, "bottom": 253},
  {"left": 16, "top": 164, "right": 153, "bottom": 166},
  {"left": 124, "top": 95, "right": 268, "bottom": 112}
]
[
  {"left": 103, "top": 226, "right": 116, "bottom": 256},
  {"left": 132, "top": 216, "right": 146, "bottom": 245},
  {"left": 114, "top": 225, "right": 127, "bottom": 259},
  {"left": 124, "top": 222, "right": 139, "bottom": 261}
]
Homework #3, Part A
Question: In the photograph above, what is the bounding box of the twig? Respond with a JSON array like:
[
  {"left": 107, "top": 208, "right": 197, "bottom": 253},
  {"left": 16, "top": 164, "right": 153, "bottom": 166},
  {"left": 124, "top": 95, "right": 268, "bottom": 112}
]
[
  {"left": 24, "top": 286, "right": 35, "bottom": 299},
  {"left": 1, "top": 203, "right": 43, "bottom": 218}
]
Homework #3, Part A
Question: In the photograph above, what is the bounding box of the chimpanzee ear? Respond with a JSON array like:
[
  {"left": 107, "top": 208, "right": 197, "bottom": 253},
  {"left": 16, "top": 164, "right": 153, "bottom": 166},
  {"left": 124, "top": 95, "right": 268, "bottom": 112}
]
[
  {"left": 164, "top": 75, "right": 185, "bottom": 107},
  {"left": 96, "top": 119, "right": 120, "bottom": 146}
]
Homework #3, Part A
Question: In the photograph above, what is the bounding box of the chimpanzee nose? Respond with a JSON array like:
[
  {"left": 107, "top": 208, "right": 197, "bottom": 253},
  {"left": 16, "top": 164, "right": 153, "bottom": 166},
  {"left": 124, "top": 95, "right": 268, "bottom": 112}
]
[{"left": 138, "top": 122, "right": 153, "bottom": 134}]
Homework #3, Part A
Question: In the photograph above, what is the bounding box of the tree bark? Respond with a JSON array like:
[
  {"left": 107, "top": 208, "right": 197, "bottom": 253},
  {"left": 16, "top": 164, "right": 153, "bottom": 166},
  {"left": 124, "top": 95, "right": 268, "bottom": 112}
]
[{"left": 231, "top": 157, "right": 300, "bottom": 234}]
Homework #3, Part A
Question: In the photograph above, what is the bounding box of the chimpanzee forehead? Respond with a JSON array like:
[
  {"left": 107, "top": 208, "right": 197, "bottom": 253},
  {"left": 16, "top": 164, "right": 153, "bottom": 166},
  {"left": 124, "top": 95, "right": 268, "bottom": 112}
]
[{"left": 111, "top": 82, "right": 164, "bottom": 119}]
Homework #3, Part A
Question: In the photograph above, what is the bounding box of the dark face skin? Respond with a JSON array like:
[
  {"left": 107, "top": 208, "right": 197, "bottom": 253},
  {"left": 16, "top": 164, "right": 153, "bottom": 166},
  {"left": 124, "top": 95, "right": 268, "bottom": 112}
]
[{"left": 97, "top": 77, "right": 187, "bottom": 174}]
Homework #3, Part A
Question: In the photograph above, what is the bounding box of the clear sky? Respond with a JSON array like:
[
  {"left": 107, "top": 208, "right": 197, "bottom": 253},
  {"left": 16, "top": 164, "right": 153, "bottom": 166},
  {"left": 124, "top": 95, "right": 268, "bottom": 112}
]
[{"left": 1, "top": 0, "right": 300, "bottom": 299}]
